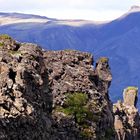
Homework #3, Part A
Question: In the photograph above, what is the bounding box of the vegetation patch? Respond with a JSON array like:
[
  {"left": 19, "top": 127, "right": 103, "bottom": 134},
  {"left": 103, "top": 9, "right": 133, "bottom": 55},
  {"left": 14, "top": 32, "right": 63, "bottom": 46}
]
[
  {"left": 0, "top": 34, "right": 12, "bottom": 40},
  {"left": 0, "top": 42, "right": 4, "bottom": 46},
  {"left": 8, "top": 50, "right": 22, "bottom": 57},
  {"left": 98, "top": 57, "right": 108, "bottom": 63},
  {"left": 60, "top": 93, "right": 89, "bottom": 124},
  {"left": 126, "top": 86, "right": 138, "bottom": 92},
  {"left": 55, "top": 92, "right": 103, "bottom": 138},
  {"left": 125, "top": 86, "right": 138, "bottom": 96},
  {"left": 56, "top": 93, "right": 101, "bottom": 123}
]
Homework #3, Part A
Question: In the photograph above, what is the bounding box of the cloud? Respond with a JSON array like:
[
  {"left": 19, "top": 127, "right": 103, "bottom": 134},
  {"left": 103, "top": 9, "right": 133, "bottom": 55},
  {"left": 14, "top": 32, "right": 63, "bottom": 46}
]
[
  {"left": 0, "top": 0, "right": 140, "bottom": 20},
  {"left": 36, "top": 8, "right": 124, "bottom": 21},
  {"left": 0, "top": 0, "right": 97, "bottom": 11}
]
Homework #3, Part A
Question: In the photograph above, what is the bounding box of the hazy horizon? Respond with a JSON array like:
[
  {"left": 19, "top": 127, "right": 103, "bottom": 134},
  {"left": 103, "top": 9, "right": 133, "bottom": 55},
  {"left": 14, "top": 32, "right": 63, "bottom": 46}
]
[{"left": 0, "top": 0, "right": 140, "bottom": 21}]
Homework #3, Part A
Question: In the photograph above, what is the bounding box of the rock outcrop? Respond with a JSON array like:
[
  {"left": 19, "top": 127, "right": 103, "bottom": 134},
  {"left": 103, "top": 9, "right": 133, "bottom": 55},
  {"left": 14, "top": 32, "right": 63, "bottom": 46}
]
[
  {"left": 113, "top": 87, "right": 140, "bottom": 140},
  {"left": 44, "top": 51, "right": 114, "bottom": 139},
  {"left": 0, "top": 35, "right": 139, "bottom": 140},
  {"left": 0, "top": 35, "right": 115, "bottom": 140},
  {"left": 0, "top": 35, "right": 52, "bottom": 139}
]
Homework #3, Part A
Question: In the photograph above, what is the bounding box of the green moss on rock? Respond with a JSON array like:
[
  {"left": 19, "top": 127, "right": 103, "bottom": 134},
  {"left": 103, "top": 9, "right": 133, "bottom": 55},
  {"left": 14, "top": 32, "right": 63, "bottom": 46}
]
[
  {"left": 0, "top": 42, "right": 4, "bottom": 46},
  {"left": 0, "top": 34, "right": 12, "bottom": 40},
  {"left": 62, "top": 93, "right": 89, "bottom": 124},
  {"left": 55, "top": 93, "right": 100, "bottom": 124},
  {"left": 126, "top": 86, "right": 138, "bottom": 92},
  {"left": 125, "top": 86, "right": 138, "bottom": 97},
  {"left": 54, "top": 92, "right": 106, "bottom": 138},
  {"left": 98, "top": 57, "right": 108, "bottom": 63},
  {"left": 65, "top": 93, "right": 88, "bottom": 107}
]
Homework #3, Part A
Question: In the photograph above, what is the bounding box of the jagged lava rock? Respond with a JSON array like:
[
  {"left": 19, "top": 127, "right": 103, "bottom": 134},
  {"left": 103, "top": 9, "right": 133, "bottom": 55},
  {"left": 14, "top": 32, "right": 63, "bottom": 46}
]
[
  {"left": 0, "top": 35, "right": 52, "bottom": 140},
  {"left": 0, "top": 35, "right": 115, "bottom": 140},
  {"left": 44, "top": 51, "right": 114, "bottom": 139}
]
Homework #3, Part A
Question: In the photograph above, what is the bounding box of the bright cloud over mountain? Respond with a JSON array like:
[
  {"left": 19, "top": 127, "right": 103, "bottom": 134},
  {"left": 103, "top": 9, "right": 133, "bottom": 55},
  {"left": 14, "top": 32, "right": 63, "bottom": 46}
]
[{"left": 0, "top": 0, "right": 140, "bottom": 20}]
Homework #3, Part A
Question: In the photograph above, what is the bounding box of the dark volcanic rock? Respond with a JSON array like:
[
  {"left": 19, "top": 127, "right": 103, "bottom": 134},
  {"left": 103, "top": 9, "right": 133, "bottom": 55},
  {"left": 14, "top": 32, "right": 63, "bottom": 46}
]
[
  {"left": 1, "top": 35, "right": 134, "bottom": 140},
  {"left": 44, "top": 50, "right": 114, "bottom": 139},
  {"left": 0, "top": 35, "right": 52, "bottom": 140},
  {"left": 43, "top": 50, "right": 94, "bottom": 106}
]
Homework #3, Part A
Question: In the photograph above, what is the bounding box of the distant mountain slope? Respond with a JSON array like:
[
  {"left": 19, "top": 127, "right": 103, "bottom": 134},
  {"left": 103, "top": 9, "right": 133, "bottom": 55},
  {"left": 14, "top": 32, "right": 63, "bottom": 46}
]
[{"left": 0, "top": 7, "right": 140, "bottom": 107}]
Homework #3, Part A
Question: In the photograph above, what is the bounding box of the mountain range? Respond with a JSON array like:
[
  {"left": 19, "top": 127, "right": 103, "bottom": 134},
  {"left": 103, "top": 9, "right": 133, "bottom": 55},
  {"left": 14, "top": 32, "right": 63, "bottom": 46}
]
[{"left": 0, "top": 6, "right": 140, "bottom": 107}]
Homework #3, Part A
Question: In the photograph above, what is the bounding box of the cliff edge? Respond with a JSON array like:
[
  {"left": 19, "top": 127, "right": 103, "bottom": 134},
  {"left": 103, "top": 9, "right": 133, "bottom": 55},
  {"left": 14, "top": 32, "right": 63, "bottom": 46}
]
[{"left": 0, "top": 35, "right": 139, "bottom": 140}]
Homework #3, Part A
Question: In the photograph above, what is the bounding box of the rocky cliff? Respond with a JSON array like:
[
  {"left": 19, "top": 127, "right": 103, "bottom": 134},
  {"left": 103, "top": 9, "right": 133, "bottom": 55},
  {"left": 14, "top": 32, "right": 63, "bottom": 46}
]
[
  {"left": 44, "top": 51, "right": 114, "bottom": 139},
  {"left": 0, "top": 35, "right": 52, "bottom": 139},
  {"left": 0, "top": 35, "right": 139, "bottom": 140}
]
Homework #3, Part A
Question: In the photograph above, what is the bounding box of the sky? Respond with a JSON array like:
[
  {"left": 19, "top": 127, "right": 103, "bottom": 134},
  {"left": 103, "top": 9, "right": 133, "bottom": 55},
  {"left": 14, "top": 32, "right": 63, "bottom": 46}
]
[{"left": 0, "top": 0, "right": 140, "bottom": 21}]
